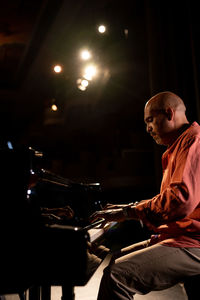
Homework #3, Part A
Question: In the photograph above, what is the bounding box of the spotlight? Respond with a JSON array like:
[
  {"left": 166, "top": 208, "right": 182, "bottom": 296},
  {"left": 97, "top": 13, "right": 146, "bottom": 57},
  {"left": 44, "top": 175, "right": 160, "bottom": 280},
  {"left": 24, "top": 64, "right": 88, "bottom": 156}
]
[
  {"left": 76, "top": 78, "right": 89, "bottom": 91},
  {"left": 98, "top": 25, "right": 106, "bottom": 33},
  {"left": 83, "top": 65, "right": 97, "bottom": 80},
  {"left": 51, "top": 104, "right": 58, "bottom": 111},
  {"left": 78, "top": 85, "right": 86, "bottom": 91},
  {"left": 81, "top": 79, "right": 89, "bottom": 87},
  {"left": 53, "top": 65, "right": 62, "bottom": 73},
  {"left": 80, "top": 50, "right": 91, "bottom": 60}
]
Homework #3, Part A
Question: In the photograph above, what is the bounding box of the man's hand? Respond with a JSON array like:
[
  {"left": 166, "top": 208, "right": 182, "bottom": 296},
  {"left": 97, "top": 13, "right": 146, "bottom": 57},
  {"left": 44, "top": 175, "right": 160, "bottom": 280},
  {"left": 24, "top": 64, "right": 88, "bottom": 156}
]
[
  {"left": 89, "top": 208, "right": 126, "bottom": 224},
  {"left": 41, "top": 205, "right": 74, "bottom": 220},
  {"left": 89, "top": 202, "right": 140, "bottom": 226},
  {"left": 103, "top": 203, "right": 131, "bottom": 209}
]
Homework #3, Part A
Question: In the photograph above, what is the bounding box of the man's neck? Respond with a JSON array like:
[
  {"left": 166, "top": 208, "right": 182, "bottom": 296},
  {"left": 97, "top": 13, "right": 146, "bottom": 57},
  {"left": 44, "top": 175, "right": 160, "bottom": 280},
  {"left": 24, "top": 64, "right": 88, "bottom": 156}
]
[{"left": 167, "top": 122, "right": 190, "bottom": 147}]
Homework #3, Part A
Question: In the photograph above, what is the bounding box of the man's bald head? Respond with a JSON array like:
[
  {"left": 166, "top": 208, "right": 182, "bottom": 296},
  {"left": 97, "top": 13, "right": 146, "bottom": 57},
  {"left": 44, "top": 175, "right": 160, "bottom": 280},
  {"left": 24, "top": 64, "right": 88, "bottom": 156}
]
[
  {"left": 144, "top": 91, "right": 189, "bottom": 146},
  {"left": 145, "top": 91, "right": 186, "bottom": 114}
]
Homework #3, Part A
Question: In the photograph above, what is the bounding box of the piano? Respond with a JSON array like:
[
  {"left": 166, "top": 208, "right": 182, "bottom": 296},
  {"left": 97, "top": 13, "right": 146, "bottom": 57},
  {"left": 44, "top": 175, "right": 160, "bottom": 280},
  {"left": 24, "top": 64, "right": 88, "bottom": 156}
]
[{"left": 0, "top": 142, "right": 117, "bottom": 300}]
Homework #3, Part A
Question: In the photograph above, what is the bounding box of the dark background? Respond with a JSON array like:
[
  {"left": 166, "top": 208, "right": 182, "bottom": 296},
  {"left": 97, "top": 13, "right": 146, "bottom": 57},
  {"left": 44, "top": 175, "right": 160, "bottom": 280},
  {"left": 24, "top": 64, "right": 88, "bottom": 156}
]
[{"left": 0, "top": 0, "right": 200, "bottom": 204}]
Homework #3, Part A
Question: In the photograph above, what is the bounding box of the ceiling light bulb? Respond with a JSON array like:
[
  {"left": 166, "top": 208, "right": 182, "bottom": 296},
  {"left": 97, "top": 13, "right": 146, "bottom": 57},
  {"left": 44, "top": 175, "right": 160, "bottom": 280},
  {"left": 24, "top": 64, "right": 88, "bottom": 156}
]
[
  {"left": 81, "top": 50, "right": 91, "bottom": 60},
  {"left": 51, "top": 104, "right": 58, "bottom": 111},
  {"left": 98, "top": 25, "right": 106, "bottom": 33},
  {"left": 53, "top": 65, "right": 62, "bottom": 73}
]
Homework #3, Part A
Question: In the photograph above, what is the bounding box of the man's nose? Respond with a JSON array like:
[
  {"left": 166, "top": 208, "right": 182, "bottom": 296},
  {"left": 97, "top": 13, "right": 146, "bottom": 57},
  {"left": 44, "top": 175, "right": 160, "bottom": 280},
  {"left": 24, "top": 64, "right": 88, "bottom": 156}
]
[{"left": 146, "top": 124, "right": 152, "bottom": 133}]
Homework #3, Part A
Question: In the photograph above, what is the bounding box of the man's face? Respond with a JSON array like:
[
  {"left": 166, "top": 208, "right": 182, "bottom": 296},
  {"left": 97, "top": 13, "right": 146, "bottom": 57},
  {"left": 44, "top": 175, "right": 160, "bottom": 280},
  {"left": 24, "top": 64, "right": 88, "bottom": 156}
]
[{"left": 144, "top": 105, "right": 171, "bottom": 146}]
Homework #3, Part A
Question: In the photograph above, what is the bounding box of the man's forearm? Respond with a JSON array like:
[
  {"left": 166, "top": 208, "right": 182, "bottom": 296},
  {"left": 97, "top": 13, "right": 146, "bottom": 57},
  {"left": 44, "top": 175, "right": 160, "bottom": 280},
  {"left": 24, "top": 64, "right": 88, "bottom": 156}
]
[{"left": 122, "top": 202, "right": 140, "bottom": 220}]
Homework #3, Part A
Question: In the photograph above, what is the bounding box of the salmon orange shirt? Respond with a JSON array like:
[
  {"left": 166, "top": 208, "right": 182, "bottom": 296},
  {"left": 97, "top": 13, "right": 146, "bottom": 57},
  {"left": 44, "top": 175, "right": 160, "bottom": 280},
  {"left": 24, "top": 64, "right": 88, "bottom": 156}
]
[{"left": 135, "top": 122, "right": 200, "bottom": 247}]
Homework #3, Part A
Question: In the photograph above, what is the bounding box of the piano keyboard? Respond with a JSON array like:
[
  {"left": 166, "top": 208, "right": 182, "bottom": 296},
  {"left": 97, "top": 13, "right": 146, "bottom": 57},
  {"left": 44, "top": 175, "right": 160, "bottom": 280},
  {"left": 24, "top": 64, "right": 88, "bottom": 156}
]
[{"left": 88, "top": 221, "right": 117, "bottom": 243}]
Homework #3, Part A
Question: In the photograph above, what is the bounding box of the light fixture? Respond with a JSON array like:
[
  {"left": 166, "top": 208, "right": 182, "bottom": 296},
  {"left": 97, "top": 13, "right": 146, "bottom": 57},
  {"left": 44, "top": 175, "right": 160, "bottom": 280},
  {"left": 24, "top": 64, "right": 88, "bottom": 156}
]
[
  {"left": 80, "top": 49, "right": 91, "bottom": 60},
  {"left": 51, "top": 104, "right": 58, "bottom": 111},
  {"left": 98, "top": 25, "right": 106, "bottom": 33},
  {"left": 78, "top": 85, "right": 86, "bottom": 91},
  {"left": 53, "top": 65, "right": 62, "bottom": 73},
  {"left": 83, "top": 64, "right": 97, "bottom": 81},
  {"left": 77, "top": 78, "right": 89, "bottom": 91},
  {"left": 81, "top": 79, "right": 89, "bottom": 87}
]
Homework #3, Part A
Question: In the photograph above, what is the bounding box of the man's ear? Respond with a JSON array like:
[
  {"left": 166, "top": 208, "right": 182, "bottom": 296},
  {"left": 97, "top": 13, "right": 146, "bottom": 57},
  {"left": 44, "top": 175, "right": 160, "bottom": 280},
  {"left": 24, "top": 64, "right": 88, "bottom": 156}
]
[{"left": 166, "top": 107, "right": 173, "bottom": 121}]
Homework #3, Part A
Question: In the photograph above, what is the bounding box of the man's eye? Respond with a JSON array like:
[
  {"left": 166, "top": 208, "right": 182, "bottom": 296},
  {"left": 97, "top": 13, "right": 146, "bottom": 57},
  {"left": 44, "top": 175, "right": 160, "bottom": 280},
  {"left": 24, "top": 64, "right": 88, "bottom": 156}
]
[{"left": 147, "top": 117, "right": 153, "bottom": 123}]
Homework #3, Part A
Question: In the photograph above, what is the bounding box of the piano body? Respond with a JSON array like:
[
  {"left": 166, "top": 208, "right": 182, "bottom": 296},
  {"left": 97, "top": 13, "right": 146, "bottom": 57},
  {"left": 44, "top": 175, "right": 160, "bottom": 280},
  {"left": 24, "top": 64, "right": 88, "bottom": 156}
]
[{"left": 0, "top": 143, "right": 116, "bottom": 299}]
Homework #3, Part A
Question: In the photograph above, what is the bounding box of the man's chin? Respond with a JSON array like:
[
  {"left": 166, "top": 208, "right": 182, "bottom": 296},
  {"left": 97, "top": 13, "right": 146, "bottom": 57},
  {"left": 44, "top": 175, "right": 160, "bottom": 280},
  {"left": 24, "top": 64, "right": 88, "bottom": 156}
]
[
  {"left": 153, "top": 137, "right": 163, "bottom": 145},
  {"left": 154, "top": 138, "right": 167, "bottom": 146}
]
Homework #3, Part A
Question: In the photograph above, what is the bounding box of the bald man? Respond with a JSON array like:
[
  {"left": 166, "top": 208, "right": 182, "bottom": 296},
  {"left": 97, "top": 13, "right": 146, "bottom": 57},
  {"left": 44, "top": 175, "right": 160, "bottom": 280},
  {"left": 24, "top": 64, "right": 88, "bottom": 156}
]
[{"left": 90, "top": 91, "right": 200, "bottom": 300}]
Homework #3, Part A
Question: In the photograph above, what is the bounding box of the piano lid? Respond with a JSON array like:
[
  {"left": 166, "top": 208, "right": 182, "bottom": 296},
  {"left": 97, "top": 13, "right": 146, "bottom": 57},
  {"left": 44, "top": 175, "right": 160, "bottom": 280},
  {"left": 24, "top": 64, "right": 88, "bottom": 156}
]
[{"left": 0, "top": 142, "right": 105, "bottom": 230}]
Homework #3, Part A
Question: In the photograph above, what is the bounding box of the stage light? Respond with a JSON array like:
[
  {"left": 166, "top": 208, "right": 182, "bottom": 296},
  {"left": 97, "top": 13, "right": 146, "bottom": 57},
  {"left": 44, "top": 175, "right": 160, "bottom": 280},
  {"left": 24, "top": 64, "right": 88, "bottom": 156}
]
[
  {"left": 98, "top": 25, "right": 106, "bottom": 33},
  {"left": 53, "top": 65, "right": 62, "bottom": 73},
  {"left": 76, "top": 78, "right": 89, "bottom": 91},
  {"left": 80, "top": 49, "right": 91, "bottom": 60},
  {"left": 83, "top": 65, "right": 97, "bottom": 80},
  {"left": 81, "top": 79, "right": 89, "bottom": 87},
  {"left": 124, "top": 28, "right": 128, "bottom": 38},
  {"left": 78, "top": 84, "right": 87, "bottom": 91},
  {"left": 51, "top": 104, "right": 58, "bottom": 111}
]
